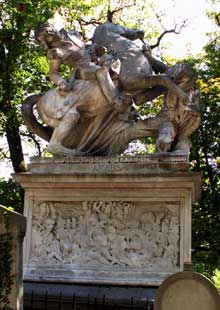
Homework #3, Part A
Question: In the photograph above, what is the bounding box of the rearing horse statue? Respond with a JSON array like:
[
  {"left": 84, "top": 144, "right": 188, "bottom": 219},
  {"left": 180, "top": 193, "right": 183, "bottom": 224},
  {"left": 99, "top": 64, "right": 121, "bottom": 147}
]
[
  {"left": 21, "top": 21, "right": 200, "bottom": 156},
  {"left": 92, "top": 22, "right": 188, "bottom": 102}
]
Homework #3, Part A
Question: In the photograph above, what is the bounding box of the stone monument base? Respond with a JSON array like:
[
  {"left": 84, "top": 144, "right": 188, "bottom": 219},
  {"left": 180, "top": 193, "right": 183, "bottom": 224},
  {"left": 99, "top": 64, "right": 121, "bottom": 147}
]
[{"left": 14, "top": 154, "right": 201, "bottom": 286}]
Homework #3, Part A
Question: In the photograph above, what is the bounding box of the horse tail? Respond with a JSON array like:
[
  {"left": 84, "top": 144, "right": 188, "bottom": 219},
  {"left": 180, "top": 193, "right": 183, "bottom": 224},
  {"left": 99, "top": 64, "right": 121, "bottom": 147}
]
[{"left": 21, "top": 94, "right": 53, "bottom": 142}]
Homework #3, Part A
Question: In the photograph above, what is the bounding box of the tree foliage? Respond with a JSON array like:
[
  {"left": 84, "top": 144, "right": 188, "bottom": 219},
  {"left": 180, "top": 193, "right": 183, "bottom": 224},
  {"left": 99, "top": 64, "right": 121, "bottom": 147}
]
[
  {"left": 189, "top": 19, "right": 220, "bottom": 278},
  {"left": 0, "top": 178, "right": 23, "bottom": 213},
  {"left": 0, "top": 0, "right": 59, "bottom": 172}
]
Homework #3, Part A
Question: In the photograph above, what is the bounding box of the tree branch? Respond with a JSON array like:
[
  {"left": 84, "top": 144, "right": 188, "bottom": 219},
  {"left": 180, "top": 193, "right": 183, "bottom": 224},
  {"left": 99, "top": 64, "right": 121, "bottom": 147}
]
[
  {"left": 107, "top": 1, "right": 136, "bottom": 23},
  {"left": 22, "top": 132, "right": 42, "bottom": 156},
  {"left": 149, "top": 3, "right": 167, "bottom": 31},
  {"left": 215, "top": 12, "right": 220, "bottom": 26},
  {"left": 0, "top": 148, "right": 10, "bottom": 160},
  {"left": 150, "top": 19, "right": 188, "bottom": 49},
  {"left": 77, "top": 17, "right": 102, "bottom": 27}
]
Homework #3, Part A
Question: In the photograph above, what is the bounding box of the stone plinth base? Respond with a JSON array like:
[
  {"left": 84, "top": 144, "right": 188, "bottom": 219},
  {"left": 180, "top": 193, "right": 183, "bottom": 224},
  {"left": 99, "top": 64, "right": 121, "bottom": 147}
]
[
  {"left": 14, "top": 155, "right": 201, "bottom": 286},
  {"left": 0, "top": 205, "right": 26, "bottom": 310}
]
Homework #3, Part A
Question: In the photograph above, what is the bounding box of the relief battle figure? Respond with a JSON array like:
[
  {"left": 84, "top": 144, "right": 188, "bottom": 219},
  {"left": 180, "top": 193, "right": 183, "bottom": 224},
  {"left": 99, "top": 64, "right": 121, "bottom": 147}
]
[
  {"left": 31, "top": 201, "right": 179, "bottom": 269},
  {"left": 22, "top": 20, "right": 200, "bottom": 156}
]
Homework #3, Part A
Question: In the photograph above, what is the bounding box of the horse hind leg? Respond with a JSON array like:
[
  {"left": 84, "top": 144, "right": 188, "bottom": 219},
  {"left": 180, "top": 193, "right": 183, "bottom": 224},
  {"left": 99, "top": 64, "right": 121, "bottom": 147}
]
[{"left": 47, "top": 109, "right": 81, "bottom": 156}]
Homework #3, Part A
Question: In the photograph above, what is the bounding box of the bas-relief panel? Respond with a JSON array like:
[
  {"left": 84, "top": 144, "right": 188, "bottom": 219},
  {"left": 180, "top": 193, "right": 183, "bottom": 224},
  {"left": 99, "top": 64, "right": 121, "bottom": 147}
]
[{"left": 30, "top": 200, "right": 180, "bottom": 271}]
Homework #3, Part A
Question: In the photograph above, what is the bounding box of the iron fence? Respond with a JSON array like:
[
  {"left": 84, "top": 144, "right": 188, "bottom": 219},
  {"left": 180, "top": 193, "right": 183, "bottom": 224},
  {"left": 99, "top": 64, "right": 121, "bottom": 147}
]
[{"left": 24, "top": 291, "right": 154, "bottom": 310}]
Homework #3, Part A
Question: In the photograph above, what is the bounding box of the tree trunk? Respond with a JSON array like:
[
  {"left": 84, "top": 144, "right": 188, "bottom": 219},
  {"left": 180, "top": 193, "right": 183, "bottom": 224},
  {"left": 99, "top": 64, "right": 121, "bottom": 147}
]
[{"left": 6, "top": 120, "right": 26, "bottom": 173}]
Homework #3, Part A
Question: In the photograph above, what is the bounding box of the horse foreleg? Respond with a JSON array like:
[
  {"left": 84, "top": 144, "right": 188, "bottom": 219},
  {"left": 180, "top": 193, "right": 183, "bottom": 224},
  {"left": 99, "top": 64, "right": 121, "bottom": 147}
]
[
  {"left": 123, "top": 75, "right": 188, "bottom": 102},
  {"left": 134, "top": 86, "right": 166, "bottom": 105}
]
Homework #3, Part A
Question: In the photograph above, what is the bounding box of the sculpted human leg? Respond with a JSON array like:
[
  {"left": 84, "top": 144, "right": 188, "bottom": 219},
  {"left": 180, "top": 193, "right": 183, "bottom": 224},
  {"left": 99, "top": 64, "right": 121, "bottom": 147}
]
[
  {"left": 95, "top": 66, "right": 119, "bottom": 105},
  {"left": 79, "top": 61, "right": 128, "bottom": 113},
  {"left": 173, "top": 112, "right": 201, "bottom": 153},
  {"left": 155, "top": 122, "right": 176, "bottom": 152}
]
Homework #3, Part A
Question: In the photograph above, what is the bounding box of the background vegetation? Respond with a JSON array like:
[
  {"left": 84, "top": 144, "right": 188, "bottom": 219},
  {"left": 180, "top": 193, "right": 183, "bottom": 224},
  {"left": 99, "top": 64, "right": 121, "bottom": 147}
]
[{"left": 0, "top": 0, "right": 219, "bottom": 291}]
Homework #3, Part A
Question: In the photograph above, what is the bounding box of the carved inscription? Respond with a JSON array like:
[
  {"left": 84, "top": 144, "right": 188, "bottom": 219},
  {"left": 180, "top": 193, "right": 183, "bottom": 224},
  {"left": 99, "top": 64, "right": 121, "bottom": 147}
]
[
  {"left": 89, "top": 164, "right": 123, "bottom": 172},
  {"left": 31, "top": 201, "right": 179, "bottom": 269}
]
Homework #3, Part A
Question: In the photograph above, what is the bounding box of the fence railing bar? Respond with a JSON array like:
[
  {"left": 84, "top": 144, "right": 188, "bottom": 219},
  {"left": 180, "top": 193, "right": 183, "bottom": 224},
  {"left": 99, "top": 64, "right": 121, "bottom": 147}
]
[
  {"left": 30, "top": 290, "right": 34, "bottom": 310},
  {"left": 44, "top": 290, "right": 48, "bottom": 310},
  {"left": 71, "top": 293, "right": 75, "bottom": 310}
]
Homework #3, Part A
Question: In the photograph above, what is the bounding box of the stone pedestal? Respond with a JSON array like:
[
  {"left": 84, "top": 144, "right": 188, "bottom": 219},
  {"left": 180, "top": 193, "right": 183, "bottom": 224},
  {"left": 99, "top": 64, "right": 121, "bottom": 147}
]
[
  {"left": 0, "top": 205, "right": 26, "bottom": 310},
  {"left": 14, "top": 154, "right": 201, "bottom": 286}
]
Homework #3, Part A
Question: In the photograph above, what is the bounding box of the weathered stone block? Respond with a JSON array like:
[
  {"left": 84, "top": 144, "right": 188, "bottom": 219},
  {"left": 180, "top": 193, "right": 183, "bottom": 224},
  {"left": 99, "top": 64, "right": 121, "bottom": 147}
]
[
  {"left": 14, "top": 155, "right": 201, "bottom": 286},
  {"left": 0, "top": 205, "right": 26, "bottom": 310}
]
